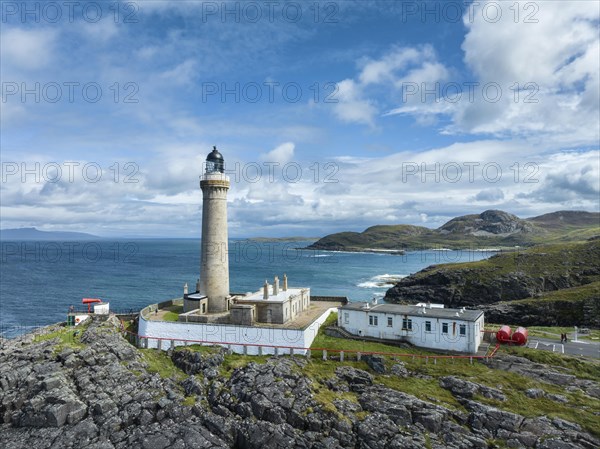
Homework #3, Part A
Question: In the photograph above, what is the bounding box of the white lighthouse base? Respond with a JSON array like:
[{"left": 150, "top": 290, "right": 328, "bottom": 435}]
[{"left": 138, "top": 302, "right": 338, "bottom": 356}]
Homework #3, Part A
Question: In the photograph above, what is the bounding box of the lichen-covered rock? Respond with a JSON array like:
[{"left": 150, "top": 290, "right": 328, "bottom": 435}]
[{"left": 1, "top": 317, "right": 599, "bottom": 449}]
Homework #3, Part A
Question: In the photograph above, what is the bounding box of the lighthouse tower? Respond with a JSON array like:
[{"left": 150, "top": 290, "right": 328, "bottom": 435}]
[{"left": 199, "top": 146, "right": 230, "bottom": 313}]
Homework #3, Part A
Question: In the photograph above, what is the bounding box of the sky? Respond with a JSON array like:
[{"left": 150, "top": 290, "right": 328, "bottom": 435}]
[{"left": 1, "top": 0, "right": 599, "bottom": 238}]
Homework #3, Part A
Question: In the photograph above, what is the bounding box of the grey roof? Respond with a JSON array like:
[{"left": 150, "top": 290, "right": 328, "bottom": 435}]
[{"left": 340, "top": 302, "right": 483, "bottom": 322}]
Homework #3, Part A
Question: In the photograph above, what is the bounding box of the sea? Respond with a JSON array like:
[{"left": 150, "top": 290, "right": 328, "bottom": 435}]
[{"left": 0, "top": 239, "right": 496, "bottom": 338}]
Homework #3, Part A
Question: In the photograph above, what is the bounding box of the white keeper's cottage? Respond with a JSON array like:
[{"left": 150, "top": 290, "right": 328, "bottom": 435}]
[{"left": 338, "top": 302, "right": 485, "bottom": 354}]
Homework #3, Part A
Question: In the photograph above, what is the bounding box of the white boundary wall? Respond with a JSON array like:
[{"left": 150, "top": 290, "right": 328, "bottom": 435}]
[{"left": 138, "top": 307, "right": 337, "bottom": 355}]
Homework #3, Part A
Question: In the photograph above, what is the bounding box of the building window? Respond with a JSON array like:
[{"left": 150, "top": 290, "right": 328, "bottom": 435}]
[
  {"left": 459, "top": 324, "right": 466, "bottom": 336},
  {"left": 344, "top": 313, "right": 349, "bottom": 324},
  {"left": 387, "top": 317, "right": 393, "bottom": 327},
  {"left": 402, "top": 318, "right": 412, "bottom": 330},
  {"left": 425, "top": 321, "right": 431, "bottom": 332},
  {"left": 442, "top": 322, "right": 448, "bottom": 334},
  {"left": 369, "top": 315, "right": 378, "bottom": 326}
]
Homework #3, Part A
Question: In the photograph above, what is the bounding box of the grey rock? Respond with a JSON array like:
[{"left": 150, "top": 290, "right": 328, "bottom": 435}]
[
  {"left": 363, "top": 354, "right": 387, "bottom": 374},
  {"left": 525, "top": 388, "right": 545, "bottom": 399},
  {"left": 390, "top": 362, "right": 409, "bottom": 377},
  {"left": 440, "top": 376, "right": 506, "bottom": 401},
  {"left": 335, "top": 366, "right": 373, "bottom": 386}
]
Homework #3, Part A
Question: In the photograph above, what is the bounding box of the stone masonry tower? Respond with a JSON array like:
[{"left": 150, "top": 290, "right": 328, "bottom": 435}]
[{"left": 200, "top": 146, "right": 230, "bottom": 313}]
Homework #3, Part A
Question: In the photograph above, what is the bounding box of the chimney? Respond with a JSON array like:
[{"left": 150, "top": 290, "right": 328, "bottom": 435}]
[
  {"left": 263, "top": 280, "right": 269, "bottom": 299},
  {"left": 274, "top": 276, "right": 279, "bottom": 295},
  {"left": 283, "top": 273, "right": 288, "bottom": 291},
  {"left": 183, "top": 283, "right": 188, "bottom": 295},
  {"left": 196, "top": 278, "right": 201, "bottom": 292}
]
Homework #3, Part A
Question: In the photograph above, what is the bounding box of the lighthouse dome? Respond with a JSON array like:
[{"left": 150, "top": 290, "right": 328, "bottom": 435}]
[{"left": 206, "top": 146, "right": 225, "bottom": 173}]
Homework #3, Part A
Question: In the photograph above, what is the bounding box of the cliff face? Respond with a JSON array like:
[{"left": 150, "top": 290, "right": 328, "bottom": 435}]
[
  {"left": 1, "top": 318, "right": 599, "bottom": 448},
  {"left": 384, "top": 241, "right": 600, "bottom": 326}
]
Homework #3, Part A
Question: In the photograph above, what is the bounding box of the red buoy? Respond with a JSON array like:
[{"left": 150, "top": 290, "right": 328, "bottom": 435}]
[
  {"left": 512, "top": 327, "right": 528, "bottom": 346},
  {"left": 496, "top": 325, "right": 512, "bottom": 343}
]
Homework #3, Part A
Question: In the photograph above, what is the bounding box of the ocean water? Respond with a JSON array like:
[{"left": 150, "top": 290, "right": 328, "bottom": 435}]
[{"left": 0, "top": 239, "right": 494, "bottom": 337}]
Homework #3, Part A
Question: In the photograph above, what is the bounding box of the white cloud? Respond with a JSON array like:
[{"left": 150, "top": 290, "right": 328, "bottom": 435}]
[
  {"left": 0, "top": 27, "right": 58, "bottom": 71},
  {"left": 331, "top": 79, "right": 377, "bottom": 126},
  {"left": 330, "top": 45, "right": 450, "bottom": 127},
  {"left": 260, "top": 142, "right": 295, "bottom": 165}
]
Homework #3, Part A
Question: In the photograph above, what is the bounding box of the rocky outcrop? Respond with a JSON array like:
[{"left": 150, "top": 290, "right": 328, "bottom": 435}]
[
  {"left": 1, "top": 318, "right": 598, "bottom": 448},
  {"left": 439, "top": 210, "right": 535, "bottom": 236}
]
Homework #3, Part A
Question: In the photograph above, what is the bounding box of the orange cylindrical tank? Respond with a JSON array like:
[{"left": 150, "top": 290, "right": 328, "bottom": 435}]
[
  {"left": 496, "top": 325, "right": 512, "bottom": 343},
  {"left": 512, "top": 327, "right": 528, "bottom": 346}
]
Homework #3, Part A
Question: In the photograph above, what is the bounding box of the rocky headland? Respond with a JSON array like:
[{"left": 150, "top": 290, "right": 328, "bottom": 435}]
[{"left": 1, "top": 316, "right": 599, "bottom": 448}]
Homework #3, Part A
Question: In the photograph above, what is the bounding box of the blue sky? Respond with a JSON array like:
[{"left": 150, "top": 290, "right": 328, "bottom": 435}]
[{"left": 1, "top": 0, "right": 599, "bottom": 237}]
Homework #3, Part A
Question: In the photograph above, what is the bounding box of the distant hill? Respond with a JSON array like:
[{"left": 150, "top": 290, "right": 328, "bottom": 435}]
[
  {"left": 0, "top": 227, "right": 100, "bottom": 240},
  {"left": 528, "top": 210, "right": 600, "bottom": 229},
  {"left": 307, "top": 210, "right": 600, "bottom": 251}
]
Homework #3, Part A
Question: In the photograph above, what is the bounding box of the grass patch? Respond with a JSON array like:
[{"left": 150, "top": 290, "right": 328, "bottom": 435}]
[
  {"left": 182, "top": 396, "right": 196, "bottom": 406},
  {"left": 163, "top": 312, "right": 180, "bottom": 322},
  {"left": 311, "top": 331, "right": 437, "bottom": 358},
  {"left": 501, "top": 346, "right": 600, "bottom": 382},
  {"left": 140, "top": 349, "right": 185, "bottom": 380},
  {"left": 34, "top": 324, "right": 87, "bottom": 351}
]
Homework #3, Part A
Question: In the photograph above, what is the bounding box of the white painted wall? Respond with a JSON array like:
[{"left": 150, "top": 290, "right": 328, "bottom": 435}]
[
  {"left": 94, "top": 303, "right": 110, "bottom": 315},
  {"left": 74, "top": 314, "right": 90, "bottom": 326},
  {"left": 339, "top": 308, "right": 483, "bottom": 354},
  {"left": 138, "top": 307, "right": 337, "bottom": 355}
]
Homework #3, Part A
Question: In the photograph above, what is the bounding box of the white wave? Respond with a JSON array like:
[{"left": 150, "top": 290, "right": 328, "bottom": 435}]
[
  {"left": 357, "top": 273, "right": 407, "bottom": 288},
  {"left": 357, "top": 281, "right": 381, "bottom": 288},
  {"left": 372, "top": 274, "right": 407, "bottom": 282}
]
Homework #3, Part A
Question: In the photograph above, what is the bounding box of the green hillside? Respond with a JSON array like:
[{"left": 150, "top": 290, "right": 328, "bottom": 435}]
[{"left": 308, "top": 210, "right": 599, "bottom": 251}]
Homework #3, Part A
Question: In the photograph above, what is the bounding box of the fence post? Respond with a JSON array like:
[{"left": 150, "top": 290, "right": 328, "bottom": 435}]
[
  {"left": 274, "top": 347, "right": 279, "bottom": 357},
  {"left": 470, "top": 356, "right": 473, "bottom": 364},
  {"left": 157, "top": 339, "right": 162, "bottom": 351},
  {"left": 340, "top": 351, "right": 344, "bottom": 362},
  {"left": 243, "top": 345, "right": 248, "bottom": 355},
  {"left": 170, "top": 340, "right": 175, "bottom": 350},
  {"left": 306, "top": 349, "right": 311, "bottom": 359},
  {"left": 433, "top": 357, "right": 436, "bottom": 365},
  {"left": 290, "top": 348, "right": 294, "bottom": 357},
  {"left": 258, "top": 346, "right": 263, "bottom": 356},
  {"left": 357, "top": 352, "right": 361, "bottom": 361},
  {"left": 322, "top": 349, "right": 327, "bottom": 361}
]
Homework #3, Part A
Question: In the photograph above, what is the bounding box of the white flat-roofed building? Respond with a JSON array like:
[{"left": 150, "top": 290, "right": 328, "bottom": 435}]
[
  {"left": 235, "top": 276, "right": 310, "bottom": 324},
  {"left": 338, "top": 302, "right": 484, "bottom": 354}
]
